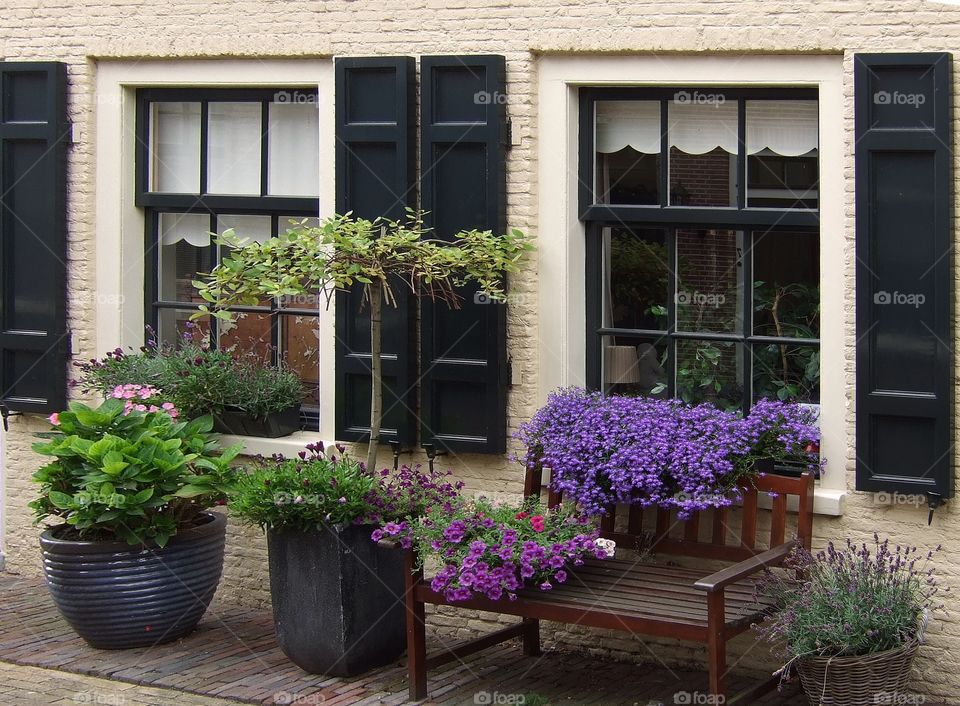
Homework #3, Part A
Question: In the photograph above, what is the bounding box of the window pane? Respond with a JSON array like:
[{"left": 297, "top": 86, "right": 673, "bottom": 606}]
[
  {"left": 675, "top": 339, "right": 742, "bottom": 411},
  {"left": 676, "top": 228, "right": 743, "bottom": 334},
  {"left": 157, "top": 310, "right": 210, "bottom": 348},
  {"left": 752, "top": 343, "right": 820, "bottom": 404},
  {"left": 746, "top": 100, "right": 818, "bottom": 209},
  {"left": 151, "top": 102, "right": 201, "bottom": 193},
  {"left": 158, "top": 213, "right": 211, "bottom": 302},
  {"left": 268, "top": 102, "right": 320, "bottom": 197},
  {"left": 279, "top": 216, "right": 320, "bottom": 234},
  {"left": 218, "top": 312, "right": 272, "bottom": 363},
  {"left": 281, "top": 314, "right": 321, "bottom": 406},
  {"left": 603, "top": 226, "right": 669, "bottom": 331},
  {"left": 668, "top": 100, "right": 737, "bottom": 207},
  {"left": 752, "top": 230, "right": 819, "bottom": 339},
  {"left": 601, "top": 336, "right": 667, "bottom": 398},
  {"left": 216, "top": 214, "right": 272, "bottom": 244},
  {"left": 207, "top": 102, "right": 262, "bottom": 195},
  {"left": 594, "top": 101, "right": 660, "bottom": 205}
]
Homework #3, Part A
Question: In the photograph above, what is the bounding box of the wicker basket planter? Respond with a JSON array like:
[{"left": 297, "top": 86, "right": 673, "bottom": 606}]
[{"left": 796, "top": 639, "right": 919, "bottom": 706}]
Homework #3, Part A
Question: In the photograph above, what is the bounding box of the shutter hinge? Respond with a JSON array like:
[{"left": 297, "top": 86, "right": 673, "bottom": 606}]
[
  {"left": 0, "top": 403, "right": 20, "bottom": 432},
  {"left": 927, "top": 492, "right": 945, "bottom": 525},
  {"left": 507, "top": 355, "right": 513, "bottom": 386},
  {"left": 502, "top": 118, "right": 513, "bottom": 149}
]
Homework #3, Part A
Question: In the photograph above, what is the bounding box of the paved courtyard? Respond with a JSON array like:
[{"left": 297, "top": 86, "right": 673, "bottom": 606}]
[{"left": 0, "top": 574, "right": 805, "bottom": 705}]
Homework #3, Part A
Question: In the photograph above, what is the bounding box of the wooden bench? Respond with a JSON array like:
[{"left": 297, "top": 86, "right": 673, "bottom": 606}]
[{"left": 402, "top": 466, "right": 814, "bottom": 703}]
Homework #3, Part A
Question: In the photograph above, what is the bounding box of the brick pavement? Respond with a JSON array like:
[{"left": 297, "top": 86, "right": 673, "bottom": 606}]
[{"left": 0, "top": 574, "right": 805, "bottom": 705}]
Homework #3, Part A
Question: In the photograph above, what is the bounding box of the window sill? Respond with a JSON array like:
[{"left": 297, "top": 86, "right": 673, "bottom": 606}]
[
  {"left": 218, "top": 432, "right": 328, "bottom": 458},
  {"left": 220, "top": 433, "right": 847, "bottom": 517}
]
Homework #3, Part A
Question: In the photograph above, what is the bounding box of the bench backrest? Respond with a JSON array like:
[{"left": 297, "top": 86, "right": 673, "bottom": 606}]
[{"left": 524, "top": 465, "right": 814, "bottom": 562}]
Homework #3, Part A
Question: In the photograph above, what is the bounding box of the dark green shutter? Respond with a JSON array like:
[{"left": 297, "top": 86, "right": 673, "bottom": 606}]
[
  {"left": 0, "top": 62, "right": 68, "bottom": 416},
  {"left": 420, "top": 55, "right": 508, "bottom": 454},
  {"left": 334, "top": 57, "right": 417, "bottom": 446},
  {"left": 854, "top": 53, "right": 954, "bottom": 502}
]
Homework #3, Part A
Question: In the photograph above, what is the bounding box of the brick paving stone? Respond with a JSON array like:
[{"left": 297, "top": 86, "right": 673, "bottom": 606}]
[{"left": 0, "top": 574, "right": 805, "bottom": 705}]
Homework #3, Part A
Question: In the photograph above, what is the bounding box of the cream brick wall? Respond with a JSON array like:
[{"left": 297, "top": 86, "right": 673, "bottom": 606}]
[{"left": 2, "top": 0, "right": 960, "bottom": 700}]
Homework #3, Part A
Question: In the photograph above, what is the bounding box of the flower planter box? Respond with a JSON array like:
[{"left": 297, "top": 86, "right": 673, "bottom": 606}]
[{"left": 214, "top": 406, "right": 300, "bottom": 438}]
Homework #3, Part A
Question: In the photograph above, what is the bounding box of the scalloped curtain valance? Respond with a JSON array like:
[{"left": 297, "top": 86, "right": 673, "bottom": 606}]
[{"left": 595, "top": 99, "right": 818, "bottom": 157}]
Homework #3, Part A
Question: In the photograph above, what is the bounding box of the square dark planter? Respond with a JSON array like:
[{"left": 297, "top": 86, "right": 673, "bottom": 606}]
[
  {"left": 266, "top": 523, "right": 406, "bottom": 676},
  {"left": 214, "top": 406, "right": 300, "bottom": 438}
]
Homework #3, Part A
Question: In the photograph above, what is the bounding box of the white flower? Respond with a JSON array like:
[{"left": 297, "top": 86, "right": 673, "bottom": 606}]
[{"left": 595, "top": 537, "right": 616, "bottom": 558}]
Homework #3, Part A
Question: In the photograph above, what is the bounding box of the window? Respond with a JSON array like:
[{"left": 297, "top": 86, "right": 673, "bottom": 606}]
[
  {"left": 582, "top": 88, "right": 820, "bottom": 415},
  {"left": 136, "top": 88, "right": 321, "bottom": 426}
]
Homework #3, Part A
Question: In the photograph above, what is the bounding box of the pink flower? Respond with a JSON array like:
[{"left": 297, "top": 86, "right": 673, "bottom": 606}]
[{"left": 47, "top": 412, "right": 60, "bottom": 426}]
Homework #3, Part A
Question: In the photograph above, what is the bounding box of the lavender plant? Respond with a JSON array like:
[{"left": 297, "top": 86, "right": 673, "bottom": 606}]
[
  {"left": 379, "top": 497, "right": 608, "bottom": 603},
  {"left": 755, "top": 535, "right": 944, "bottom": 661},
  {"left": 516, "top": 388, "right": 820, "bottom": 518}
]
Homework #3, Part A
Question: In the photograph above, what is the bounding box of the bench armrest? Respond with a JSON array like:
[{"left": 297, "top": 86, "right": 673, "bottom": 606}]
[{"left": 693, "top": 540, "right": 797, "bottom": 593}]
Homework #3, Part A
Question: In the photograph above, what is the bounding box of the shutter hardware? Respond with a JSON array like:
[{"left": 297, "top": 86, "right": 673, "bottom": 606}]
[
  {"left": 0, "top": 403, "right": 21, "bottom": 432},
  {"left": 927, "top": 493, "right": 944, "bottom": 525}
]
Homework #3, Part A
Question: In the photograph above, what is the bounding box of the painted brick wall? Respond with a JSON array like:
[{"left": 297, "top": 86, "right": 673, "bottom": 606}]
[{"left": 1, "top": 0, "right": 960, "bottom": 701}]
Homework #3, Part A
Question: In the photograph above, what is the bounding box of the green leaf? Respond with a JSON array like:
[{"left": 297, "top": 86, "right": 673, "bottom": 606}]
[
  {"left": 173, "top": 484, "right": 212, "bottom": 498},
  {"left": 48, "top": 491, "right": 74, "bottom": 509}
]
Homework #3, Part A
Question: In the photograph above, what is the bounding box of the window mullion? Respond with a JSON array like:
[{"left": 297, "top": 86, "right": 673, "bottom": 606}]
[
  {"left": 199, "top": 101, "right": 209, "bottom": 196},
  {"left": 741, "top": 229, "right": 753, "bottom": 413},
  {"left": 260, "top": 100, "right": 269, "bottom": 197},
  {"left": 659, "top": 99, "right": 669, "bottom": 207},
  {"left": 737, "top": 98, "right": 746, "bottom": 210},
  {"left": 667, "top": 226, "right": 677, "bottom": 398}
]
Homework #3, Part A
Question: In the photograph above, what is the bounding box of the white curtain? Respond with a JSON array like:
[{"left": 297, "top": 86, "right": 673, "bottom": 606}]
[
  {"left": 268, "top": 102, "right": 321, "bottom": 197},
  {"left": 160, "top": 212, "right": 210, "bottom": 247},
  {"left": 745, "top": 100, "right": 818, "bottom": 156},
  {"left": 152, "top": 102, "right": 201, "bottom": 193},
  {"left": 207, "top": 102, "right": 262, "bottom": 195},
  {"left": 217, "top": 214, "right": 272, "bottom": 244},
  {"left": 595, "top": 99, "right": 818, "bottom": 157}
]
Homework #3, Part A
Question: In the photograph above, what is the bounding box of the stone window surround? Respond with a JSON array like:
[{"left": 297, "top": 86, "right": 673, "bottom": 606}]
[
  {"left": 94, "top": 59, "right": 337, "bottom": 439},
  {"left": 536, "top": 54, "right": 846, "bottom": 515}
]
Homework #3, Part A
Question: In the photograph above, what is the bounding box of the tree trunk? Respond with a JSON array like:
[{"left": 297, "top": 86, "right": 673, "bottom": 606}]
[{"left": 367, "top": 279, "right": 383, "bottom": 473}]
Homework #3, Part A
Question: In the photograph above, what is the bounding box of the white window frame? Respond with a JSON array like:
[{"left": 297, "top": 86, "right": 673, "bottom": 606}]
[
  {"left": 536, "top": 54, "right": 846, "bottom": 514},
  {"left": 94, "top": 59, "right": 337, "bottom": 443}
]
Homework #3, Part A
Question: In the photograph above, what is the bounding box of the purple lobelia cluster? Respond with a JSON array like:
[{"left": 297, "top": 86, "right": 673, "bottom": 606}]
[
  {"left": 381, "top": 497, "right": 609, "bottom": 602},
  {"left": 516, "top": 387, "right": 821, "bottom": 518}
]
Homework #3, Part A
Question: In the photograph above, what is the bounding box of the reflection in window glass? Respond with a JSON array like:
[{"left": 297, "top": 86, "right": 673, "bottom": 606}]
[
  {"left": 601, "top": 337, "right": 667, "bottom": 398},
  {"left": 675, "top": 229, "right": 743, "bottom": 334},
  {"left": 219, "top": 312, "right": 273, "bottom": 363},
  {"left": 158, "top": 310, "right": 210, "bottom": 348},
  {"left": 603, "top": 227, "right": 669, "bottom": 331},
  {"left": 753, "top": 343, "right": 820, "bottom": 404},
  {"left": 752, "top": 230, "right": 819, "bottom": 339},
  {"left": 676, "top": 340, "right": 741, "bottom": 411},
  {"left": 282, "top": 314, "right": 321, "bottom": 407},
  {"left": 158, "top": 213, "right": 211, "bottom": 302}
]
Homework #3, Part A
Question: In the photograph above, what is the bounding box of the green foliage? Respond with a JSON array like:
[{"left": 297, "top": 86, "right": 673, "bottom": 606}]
[
  {"left": 192, "top": 211, "right": 533, "bottom": 318},
  {"left": 229, "top": 452, "right": 377, "bottom": 531},
  {"left": 75, "top": 337, "right": 304, "bottom": 420},
  {"left": 30, "top": 398, "right": 241, "bottom": 547}
]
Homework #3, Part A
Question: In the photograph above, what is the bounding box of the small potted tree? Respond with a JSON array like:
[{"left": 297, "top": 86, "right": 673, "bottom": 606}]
[
  {"left": 193, "top": 211, "right": 532, "bottom": 470},
  {"left": 30, "top": 395, "right": 241, "bottom": 649}
]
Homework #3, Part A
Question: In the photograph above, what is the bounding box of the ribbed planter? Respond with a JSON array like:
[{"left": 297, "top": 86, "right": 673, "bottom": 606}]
[
  {"left": 40, "top": 512, "right": 227, "bottom": 649},
  {"left": 796, "top": 640, "right": 919, "bottom": 706},
  {"left": 267, "top": 523, "right": 406, "bottom": 676}
]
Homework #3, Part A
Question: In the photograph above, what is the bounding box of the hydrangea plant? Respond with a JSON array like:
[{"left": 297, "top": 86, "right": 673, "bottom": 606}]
[{"left": 516, "top": 387, "right": 821, "bottom": 518}]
